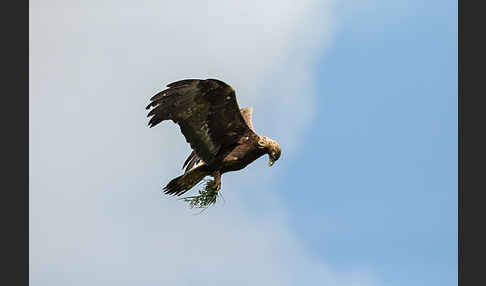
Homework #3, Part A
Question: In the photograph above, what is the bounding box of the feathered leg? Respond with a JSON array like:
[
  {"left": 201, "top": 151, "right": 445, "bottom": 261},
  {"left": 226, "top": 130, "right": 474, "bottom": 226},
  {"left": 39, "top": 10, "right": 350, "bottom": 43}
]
[{"left": 211, "top": 171, "right": 221, "bottom": 192}]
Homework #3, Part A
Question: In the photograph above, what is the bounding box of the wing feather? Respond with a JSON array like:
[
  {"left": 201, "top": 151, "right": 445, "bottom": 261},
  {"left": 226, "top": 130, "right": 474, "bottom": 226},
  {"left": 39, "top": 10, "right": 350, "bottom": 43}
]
[
  {"left": 182, "top": 150, "right": 202, "bottom": 173},
  {"left": 146, "top": 79, "right": 253, "bottom": 167},
  {"left": 181, "top": 106, "right": 255, "bottom": 172}
]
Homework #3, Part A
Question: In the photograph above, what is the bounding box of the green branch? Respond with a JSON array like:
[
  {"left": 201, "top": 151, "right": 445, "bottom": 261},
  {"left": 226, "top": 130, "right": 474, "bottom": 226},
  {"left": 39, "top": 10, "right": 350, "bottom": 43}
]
[{"left": 181, "top": 179, "right": 221, "bottom": 209}]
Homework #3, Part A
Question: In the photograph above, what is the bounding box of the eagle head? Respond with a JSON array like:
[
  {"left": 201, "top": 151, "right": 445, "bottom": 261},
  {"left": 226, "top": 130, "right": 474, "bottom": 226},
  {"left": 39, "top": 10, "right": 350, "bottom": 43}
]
[{"left": 258, "top": 136, "right": 281, "bottom": 167}]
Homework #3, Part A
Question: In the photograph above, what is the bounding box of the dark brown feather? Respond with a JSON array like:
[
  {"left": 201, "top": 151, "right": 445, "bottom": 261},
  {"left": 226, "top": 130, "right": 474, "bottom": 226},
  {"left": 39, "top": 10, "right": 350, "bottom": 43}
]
[
  {"left": 182, "top": 150, "right": 202, "bottom": 173},
  {"left": 181, "top": 106, "right": 255, "bottom": 173},
  {"left": 146, "top": 79, "right": 254, "bottom": 167},
  {"left": 163, "top": 164, "right": 210, "bottom": 196},
  {"left": 166, "top": 79, "right": 201, "bottom": 88}
]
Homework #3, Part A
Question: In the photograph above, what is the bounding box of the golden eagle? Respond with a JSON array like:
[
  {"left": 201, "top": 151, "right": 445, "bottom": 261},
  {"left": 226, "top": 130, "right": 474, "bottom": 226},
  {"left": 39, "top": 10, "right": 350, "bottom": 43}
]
[{"left": 146, "top": 79, "right": 281, "bottom": 197}]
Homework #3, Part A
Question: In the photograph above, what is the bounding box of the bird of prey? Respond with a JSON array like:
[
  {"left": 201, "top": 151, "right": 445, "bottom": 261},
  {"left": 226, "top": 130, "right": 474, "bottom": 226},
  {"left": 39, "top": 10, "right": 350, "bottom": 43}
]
[{"left": 146, "top": 78, "right": 281, "bottom": 197}]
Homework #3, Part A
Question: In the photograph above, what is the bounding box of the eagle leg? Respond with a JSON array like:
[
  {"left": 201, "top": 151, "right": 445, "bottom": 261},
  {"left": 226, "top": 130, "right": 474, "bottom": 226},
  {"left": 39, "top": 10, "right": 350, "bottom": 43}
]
[{"left": 211, "top": 171, "right": 221, "bottom": 192}]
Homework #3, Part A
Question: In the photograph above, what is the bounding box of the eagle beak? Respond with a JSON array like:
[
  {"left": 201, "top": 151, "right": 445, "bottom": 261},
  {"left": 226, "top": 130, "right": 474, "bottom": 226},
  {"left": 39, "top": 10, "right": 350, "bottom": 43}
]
[{"left": 268, "top": 157, "right": 275, "bottom": 167}]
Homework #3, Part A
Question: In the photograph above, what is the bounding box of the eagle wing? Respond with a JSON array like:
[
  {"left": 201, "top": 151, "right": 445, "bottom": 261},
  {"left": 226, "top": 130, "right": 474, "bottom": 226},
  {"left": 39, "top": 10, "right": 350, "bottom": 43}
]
[
  {"left": 146, "top": 79, "right": 253, "bottom": 167},
  {"left": 181, "top": 106, "right": 255, "bottom": 173}
]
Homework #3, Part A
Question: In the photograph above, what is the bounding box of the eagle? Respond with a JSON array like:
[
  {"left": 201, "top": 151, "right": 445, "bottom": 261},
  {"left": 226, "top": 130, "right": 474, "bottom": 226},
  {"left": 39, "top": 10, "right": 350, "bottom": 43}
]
[{"left": 146, "top": 78, "right": 281, "bottom": 197}]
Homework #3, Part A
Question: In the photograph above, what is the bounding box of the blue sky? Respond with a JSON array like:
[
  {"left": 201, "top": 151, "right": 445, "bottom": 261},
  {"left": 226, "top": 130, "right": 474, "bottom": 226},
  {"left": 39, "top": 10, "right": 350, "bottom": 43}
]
[
  {"left": 30, "top": 1, "right": 456, "bottom": 285},
  {"left": 281, "top": 1, "right": 457, "bottom": 285}
]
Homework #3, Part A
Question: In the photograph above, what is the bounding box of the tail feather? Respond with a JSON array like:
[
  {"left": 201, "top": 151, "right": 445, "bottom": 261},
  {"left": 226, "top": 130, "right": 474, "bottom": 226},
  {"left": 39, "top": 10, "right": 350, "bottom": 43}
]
[{"left": 163, "top": 165, "right": 209, "bottom": 196}]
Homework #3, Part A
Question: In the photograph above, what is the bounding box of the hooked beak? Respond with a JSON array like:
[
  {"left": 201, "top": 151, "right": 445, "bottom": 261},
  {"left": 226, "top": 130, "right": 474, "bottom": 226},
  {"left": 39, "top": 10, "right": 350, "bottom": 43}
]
[{"left": 268, "top": 157, "right": 275, "bottom": 167}]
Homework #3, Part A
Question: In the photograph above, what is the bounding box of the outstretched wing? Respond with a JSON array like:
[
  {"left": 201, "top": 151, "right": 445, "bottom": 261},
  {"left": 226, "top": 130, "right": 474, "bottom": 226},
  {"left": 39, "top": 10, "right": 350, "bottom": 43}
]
[
  {"left": 146, "top": 79, "right": 253, "bottom": 167},
  {"left": 181, "top": 106, "right": 255, "bottom": 173}
]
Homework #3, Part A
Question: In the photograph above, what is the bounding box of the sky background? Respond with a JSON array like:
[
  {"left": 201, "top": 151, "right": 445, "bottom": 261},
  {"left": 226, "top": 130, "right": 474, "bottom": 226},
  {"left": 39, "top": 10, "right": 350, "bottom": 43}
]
[{"left": 30, "top": 1, "right": 457, "bottom": 285}]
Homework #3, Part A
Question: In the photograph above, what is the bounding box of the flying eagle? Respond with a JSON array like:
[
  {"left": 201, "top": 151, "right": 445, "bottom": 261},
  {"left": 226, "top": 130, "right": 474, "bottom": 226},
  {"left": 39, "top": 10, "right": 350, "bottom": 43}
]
[{"left": 146, "top": 78, "right": 282, "bottom": 196}]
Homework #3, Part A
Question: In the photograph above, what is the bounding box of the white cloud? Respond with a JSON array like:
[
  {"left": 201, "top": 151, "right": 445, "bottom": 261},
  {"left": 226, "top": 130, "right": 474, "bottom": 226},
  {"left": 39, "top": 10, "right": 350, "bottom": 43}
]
[{"left": 30, "top": 1, "right": 378, "bottom": 285}]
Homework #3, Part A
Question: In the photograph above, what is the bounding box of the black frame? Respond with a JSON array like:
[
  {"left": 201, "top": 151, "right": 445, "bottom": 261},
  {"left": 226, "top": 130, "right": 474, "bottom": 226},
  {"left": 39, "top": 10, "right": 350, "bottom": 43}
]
[{"left": 5, "top": 1, "right": 475, "bottom": 285}]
